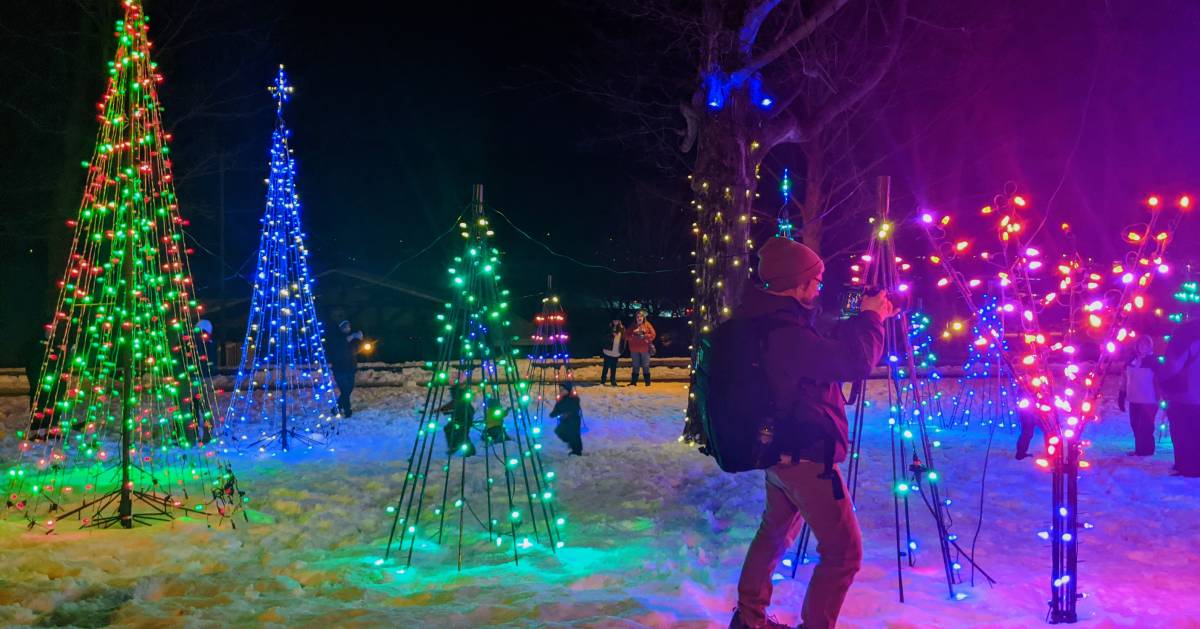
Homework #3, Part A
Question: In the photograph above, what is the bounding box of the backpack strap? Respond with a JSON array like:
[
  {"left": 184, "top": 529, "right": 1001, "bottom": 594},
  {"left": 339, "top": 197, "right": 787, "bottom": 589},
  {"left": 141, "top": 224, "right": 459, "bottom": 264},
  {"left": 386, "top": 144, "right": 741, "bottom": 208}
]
[{"left": 816, "top": 437, "right": 845, "bottom": 501}]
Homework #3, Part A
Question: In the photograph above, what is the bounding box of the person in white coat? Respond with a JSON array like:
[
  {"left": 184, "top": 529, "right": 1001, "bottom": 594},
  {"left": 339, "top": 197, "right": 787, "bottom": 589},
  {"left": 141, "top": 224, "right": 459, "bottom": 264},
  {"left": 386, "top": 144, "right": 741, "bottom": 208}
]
[
  {"left": 1119, "top": 336, "right": 1160, "bottom": 456},
  {"left": 600, "top": 320, "right": 622, "bottom": 386}
]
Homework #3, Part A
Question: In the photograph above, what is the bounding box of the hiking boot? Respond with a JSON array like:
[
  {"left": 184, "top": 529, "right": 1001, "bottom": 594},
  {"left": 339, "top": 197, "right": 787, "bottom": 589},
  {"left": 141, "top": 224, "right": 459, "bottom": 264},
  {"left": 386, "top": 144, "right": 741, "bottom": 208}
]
[{"left": 728, "top": 608, "right": 793, "bottom": 629}]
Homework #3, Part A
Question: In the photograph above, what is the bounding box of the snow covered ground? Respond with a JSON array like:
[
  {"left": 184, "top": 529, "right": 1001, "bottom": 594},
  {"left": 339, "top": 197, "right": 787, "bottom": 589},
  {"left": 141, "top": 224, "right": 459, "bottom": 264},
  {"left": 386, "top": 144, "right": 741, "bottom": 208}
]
[{"left": 1, "top": 379, "right": 1198, "bottom": 628}]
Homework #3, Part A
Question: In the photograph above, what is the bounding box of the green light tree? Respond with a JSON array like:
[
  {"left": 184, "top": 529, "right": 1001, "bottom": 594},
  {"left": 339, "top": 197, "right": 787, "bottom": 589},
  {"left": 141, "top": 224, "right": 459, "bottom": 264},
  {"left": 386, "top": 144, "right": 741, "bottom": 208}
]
[
  {"left": 384, "top": 185, "right": 565, "bottom": 570},
  {"left": 6, "top": 0, "right": 243, "bottom": 530}
]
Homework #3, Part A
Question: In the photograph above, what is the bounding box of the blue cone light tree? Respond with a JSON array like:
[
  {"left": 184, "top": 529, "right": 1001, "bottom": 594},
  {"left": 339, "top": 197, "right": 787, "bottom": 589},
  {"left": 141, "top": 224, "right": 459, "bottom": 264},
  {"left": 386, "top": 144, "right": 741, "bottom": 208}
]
[
  {"left": 945, "top": 295, "right": 1019, "bottom": 431},
  {"left": 384, "top": 185, "right": 564, "bottom": 571},
  {"left": 224, "top": 66, "right": 339, "bottom": 452}
]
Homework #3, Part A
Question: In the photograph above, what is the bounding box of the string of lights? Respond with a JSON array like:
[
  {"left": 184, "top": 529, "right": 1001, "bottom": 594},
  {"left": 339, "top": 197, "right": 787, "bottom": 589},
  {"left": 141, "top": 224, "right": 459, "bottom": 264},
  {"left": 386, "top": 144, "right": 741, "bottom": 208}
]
[
  {"left": 223, "top": 65, "right": 340, "bottom": 453},
  {"left": 526, "top": 290, "right": 572, "bottom": 431},
  {"left": 383, "top": 185, "right": 566, "bottom": 571},
  {"left": 919, "top": 188, "right": 1191, "bottom": 622},
  {"left": 383, "top": 214, "right": 464, "bottom": 277},
  {"left": 8, "top": 0, "right": 244, "bottom": 531},
  {"left": 489, "top": 206, "right": 688, "bottom": 276}
]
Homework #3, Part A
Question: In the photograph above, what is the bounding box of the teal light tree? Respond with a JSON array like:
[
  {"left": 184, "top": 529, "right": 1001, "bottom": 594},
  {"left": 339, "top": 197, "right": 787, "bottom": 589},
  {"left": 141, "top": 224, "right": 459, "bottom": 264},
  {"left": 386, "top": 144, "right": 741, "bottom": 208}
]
[
  {"left": 6, "top": 0, "right": 243, "bottom": 530},
  {"left": 224, "top": 66, "right": 339, "bottom": 452},
  {"left": 384, "top": 185, "right": 565, "bottom": 570},
  {"left": 776, "top": 168, "right": 795, "bottom": 239}
]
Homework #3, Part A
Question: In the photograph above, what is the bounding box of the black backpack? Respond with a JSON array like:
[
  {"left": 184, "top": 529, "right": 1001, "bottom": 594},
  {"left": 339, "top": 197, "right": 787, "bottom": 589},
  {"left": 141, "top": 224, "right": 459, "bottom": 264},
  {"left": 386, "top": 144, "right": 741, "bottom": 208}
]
[
  {"left": 695, "top": 316, "right": 784, "bottom": 473},
  {"left": 695, "top": 314, "right": 847, "bottom": 499}
]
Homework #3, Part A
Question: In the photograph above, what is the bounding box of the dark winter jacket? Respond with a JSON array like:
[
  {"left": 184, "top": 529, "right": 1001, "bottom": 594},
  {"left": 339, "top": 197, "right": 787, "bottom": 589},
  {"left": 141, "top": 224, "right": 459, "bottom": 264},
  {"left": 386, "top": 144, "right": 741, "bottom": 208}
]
[
  {"left": 327, "top": 333, "right": 363, "bottom": 374},
  {"left": 20, "top": 333, "right": 45, "bottom": 380},
  {"left": 550, "top": 394, "right": 581, "bottom": 421},
  {"left": 732, "top": 287, "right": 885, "bottom": 463},
  {"left": 602, "top": 327, "right": 623, "bottom": 358},
  {"left": 1159, "top": 318, "right": 1200, "bottom": 406}
]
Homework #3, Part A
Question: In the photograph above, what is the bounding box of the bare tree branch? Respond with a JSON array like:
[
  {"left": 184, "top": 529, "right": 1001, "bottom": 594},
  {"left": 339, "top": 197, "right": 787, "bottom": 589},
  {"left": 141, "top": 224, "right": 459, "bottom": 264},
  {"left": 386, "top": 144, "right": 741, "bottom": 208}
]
[
  {"left": 731, "top": 0, "right": 855, "bottom": 83},
  {"left": 774, "top": 0, "right": 908, "bottom": 148},
  {"left": 739, "top": 0, "right": 785, "bottom": 57}
]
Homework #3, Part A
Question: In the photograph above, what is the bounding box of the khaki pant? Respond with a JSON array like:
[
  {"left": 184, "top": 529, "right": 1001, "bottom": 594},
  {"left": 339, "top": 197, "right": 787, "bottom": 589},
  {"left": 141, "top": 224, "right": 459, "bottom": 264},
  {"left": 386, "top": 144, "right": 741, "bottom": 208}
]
[{"left": 737, "top": 460, "right": 862, "bottom": 629}]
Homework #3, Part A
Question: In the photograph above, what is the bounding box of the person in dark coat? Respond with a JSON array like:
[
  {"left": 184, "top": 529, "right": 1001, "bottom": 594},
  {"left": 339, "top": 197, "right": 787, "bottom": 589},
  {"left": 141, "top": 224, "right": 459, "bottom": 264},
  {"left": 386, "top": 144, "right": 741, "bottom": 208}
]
[
  {"left": 327, "top": 320, "right": 364, "bottom": 417},
  {"left": 438, "top": 383, "right": 476, "bottom": 457},
  {"left": 1014, "top": 407, "right": 1041, "bottom": 460},
  {"left": 483, "top": 397, "right": 512, "bottom": 443},
  {"left": 550, "top": 381, "right": 583, "bottom": 455},
  {"left": 730, "top": 237, "right": 891, "bottom": 629},
  {"left": 20, "top": 325, "right": 48, "bottom": 411},
  {"left": 1159, "top": 316, "right": 1200, "bottom": 477},
  {"left": 600, "top": 320, "right": 623, "bottom": 386}
]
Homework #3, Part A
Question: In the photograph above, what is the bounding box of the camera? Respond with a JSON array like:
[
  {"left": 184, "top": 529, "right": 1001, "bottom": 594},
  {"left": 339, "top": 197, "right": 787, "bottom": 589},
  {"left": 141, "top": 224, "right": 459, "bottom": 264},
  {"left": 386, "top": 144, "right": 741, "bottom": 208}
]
[{"left": 839, "top": 285, "right": 910, "bottom": 318}]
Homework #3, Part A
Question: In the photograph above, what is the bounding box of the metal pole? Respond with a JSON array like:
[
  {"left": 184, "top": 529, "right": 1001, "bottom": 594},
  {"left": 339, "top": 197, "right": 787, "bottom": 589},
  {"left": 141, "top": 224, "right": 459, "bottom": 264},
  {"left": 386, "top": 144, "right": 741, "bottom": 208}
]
[
  {"left": 281, "top": 361, "right": 289, "bottom": 451},
  {"left": 218, "top": 152, "right": 227, "bottom": 369},
  {"left": 118, "top": 221, "right": 136, "bottom": 528}
]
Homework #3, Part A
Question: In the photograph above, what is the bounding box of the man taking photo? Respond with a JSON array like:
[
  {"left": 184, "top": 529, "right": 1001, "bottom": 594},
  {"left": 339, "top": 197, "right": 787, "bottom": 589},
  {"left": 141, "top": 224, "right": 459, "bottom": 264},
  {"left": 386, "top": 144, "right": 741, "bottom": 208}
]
[{"left": 730, "top": 237, "right": 894, "bottom": 629}]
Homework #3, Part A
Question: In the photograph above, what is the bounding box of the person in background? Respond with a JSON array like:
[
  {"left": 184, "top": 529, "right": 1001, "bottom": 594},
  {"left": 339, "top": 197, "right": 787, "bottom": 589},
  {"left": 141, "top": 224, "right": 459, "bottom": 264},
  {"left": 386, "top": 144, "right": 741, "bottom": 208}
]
[
  {"left": 439, "top": 382, "right": 476, "bottom": 457},
  {"left": 186, "top": 319, "right": 217, "bottom": 443},
  {"left": 1119, "top": 336, "right": 1160, "bottom": 457},
  {"left": 1159, "top": 315, "right": 1200, "bottom": 477},
  {"left": 483, "top": 396, "right": 512, "bottom": 443},
  {"left": 20, "top": 325, "right": 48, "bottom": 411},
  {"left": 197, "top": 319, "right": 216, "bottom": 371},
  {"left": 1014, "top": 408, "right": 1041, "bottom": 461},
  {"left": 625, "top": 310, "right": 656, "bottom": 387},
  {"left": 601, "top": 320, "right": 623, "bottom": 386},
  {"left": 550, "top": 381, "right": 583, "bottom": 455},
  {"left": 327, "top": 319, "right": 364, "bottom": 417}
]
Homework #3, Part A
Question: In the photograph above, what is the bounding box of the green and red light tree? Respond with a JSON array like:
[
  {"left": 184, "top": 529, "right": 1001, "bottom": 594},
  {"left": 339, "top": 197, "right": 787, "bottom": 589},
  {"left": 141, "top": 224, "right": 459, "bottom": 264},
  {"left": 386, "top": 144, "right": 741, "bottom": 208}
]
[{"left": 6, "top": 0, "right": 243, "bottom": 530}]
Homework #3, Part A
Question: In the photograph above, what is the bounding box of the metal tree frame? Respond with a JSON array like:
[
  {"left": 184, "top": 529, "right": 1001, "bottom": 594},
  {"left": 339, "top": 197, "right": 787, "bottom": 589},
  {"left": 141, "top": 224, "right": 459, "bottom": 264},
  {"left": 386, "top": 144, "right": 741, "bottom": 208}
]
[
  {"left": 790, "top": 177, "right": 993, "bottom": 600},
  {"left": 526, "top": 281, "right": 573, "bottom": 428},
  {"left": 943, "top": 295, "right": 1022, "bottom": 432},
  {"left": 224, "top": 66, "right": 340, "bottom": 453},
  {"left": 7, "top": 0, "right": 243, "bottom": 532},
  {"left": 384, "top": 185, "right": 564, "bottom": 571}
]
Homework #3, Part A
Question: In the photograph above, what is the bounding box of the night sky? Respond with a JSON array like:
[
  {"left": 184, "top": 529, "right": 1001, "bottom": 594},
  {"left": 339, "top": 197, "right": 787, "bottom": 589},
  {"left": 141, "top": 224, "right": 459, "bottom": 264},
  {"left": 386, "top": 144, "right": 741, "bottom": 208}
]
[{"left": 2, "top": 0, "right": 1199, "bottom": 362}]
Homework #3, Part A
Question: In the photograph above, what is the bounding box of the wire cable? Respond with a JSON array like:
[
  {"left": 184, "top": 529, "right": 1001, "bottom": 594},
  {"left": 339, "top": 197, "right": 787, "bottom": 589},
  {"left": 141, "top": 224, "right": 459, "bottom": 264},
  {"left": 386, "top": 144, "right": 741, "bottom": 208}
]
[
  {"left": 383, "top": 214, "right": 464, "bottom": 277},
  {"left": 489, "top": 206, "right": 688, "bottom": 276}
]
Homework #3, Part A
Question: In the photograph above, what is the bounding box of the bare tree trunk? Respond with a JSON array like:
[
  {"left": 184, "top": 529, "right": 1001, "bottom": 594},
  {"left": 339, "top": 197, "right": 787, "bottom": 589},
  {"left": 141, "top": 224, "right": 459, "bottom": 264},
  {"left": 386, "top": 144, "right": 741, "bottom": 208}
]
[
  {"left": 679, "top": 0, "right": 907, "bottom": 445},
  {"left": 691, "top": 106, "right": 759, "bottom": 316},
  {"left": 801, "top": 139, "right": 826, "bottom": 253}
]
